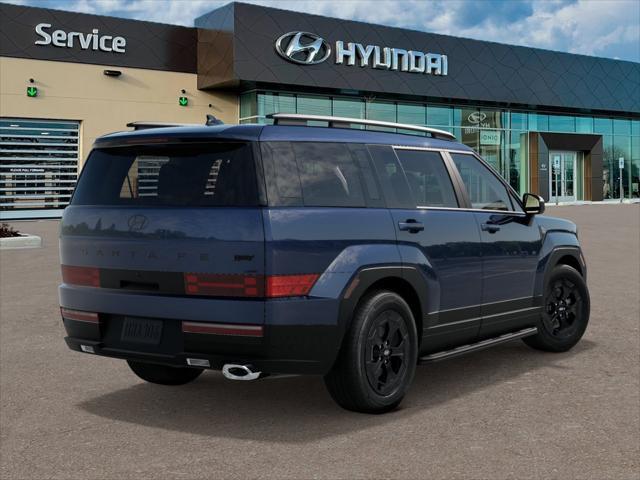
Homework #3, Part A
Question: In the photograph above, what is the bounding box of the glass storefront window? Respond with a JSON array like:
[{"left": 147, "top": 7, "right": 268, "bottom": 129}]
[
  {"left": 239, "top": 92, "right": 257, "bottom": 119},
  {"left": 426, "top": 106, "right": 451, "bottom": 126},
  {"left": 594, "top": 117, "right": 612, "bottom": 134},
  {"left": 366, "top": 100, "right": 396, "bottom": 131},
  {"left": 528, "top": 113, "right": 548, "bottom": 131},
  {"left": 576, "top": 116, "right": 593, "bottom": 133},
  {"left": 602, "top": 136, "right": 617, "bottom": 199},
  {"left": 257, "top": 92, "right": 296, "bottom": 123},
  {"left": 548, "top": 115, "right": 575, "bottom": 132},
  {"left": 508, "top": 131, "right": 527, "bottom": 194},
  {"left": 397, "top": 103, "right": 425, "bottom": 126},
  {"left": 613, "top": 119, "right": 631, "bottom": 136},
  {"left": 631, "top": 137, "right": 640, "bottom": 198},
  {"left": 480, "top": 109, "right": 504, "bottom": 129},
  {"left": 511, "top": 112, "right": 527, "bottom": 131},
  {"left": 297, "top": 95, "right": 331, "bottom": 116},
  {"left": 242, "top": 90, "right": 637, "bottom": 202},
  {"left": 332, "top": 97, "right": 365, "bottom": 125},
  {"left": 614, "top": 135, "right": 632, "bottom": 198}
]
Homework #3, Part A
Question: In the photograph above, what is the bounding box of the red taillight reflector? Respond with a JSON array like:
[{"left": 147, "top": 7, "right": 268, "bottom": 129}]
[
  {"left": 182, "top": 321, "right": 263, "bottom": 337},
  {"left": 60, "top": 307, "right": 99, "bottom": 323},
  {"left": 61, "top": 265, "right": 100, "bottom": 287},
  {"left": 184, "top": 273, "right": 264, "bottom": 297},
  {"left": 266, "top": 274, "right": 319, "bottom": 298}
]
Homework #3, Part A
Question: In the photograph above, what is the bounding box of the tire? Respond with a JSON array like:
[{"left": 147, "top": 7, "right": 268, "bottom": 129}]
[
  {"left": 523, "top": 264, "right": 590, "bottom": 352},
  {"left": 127, "top": 360, "right": 203, "bottom": 385},
  {"left": 324, "top": 291, "right": 418, "bottom": 414}
]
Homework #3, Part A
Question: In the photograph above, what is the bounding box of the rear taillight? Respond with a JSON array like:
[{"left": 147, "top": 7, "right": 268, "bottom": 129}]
[
  {"left": 183, "top": 273, "right": 319, "bottom": 298},
  {"left": 61, "top": 265, "right": 100, "bottom": 287},
  {"left": 60, "top": 307, "right": 99, "bottom": 323},
  {"left": 266, "top": 274, "right": 319, "bottom": 298},
  {"left": 184, "top": 273, "right": 264, "bottom": 297}
]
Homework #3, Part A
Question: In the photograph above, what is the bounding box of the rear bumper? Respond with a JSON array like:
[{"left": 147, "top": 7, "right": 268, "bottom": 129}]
[
  {"left": 64, "top": 335, "right": 326, "bottom": 375},
  {"left": 60, "top": 292, "right": 343, "bottom": 375}
]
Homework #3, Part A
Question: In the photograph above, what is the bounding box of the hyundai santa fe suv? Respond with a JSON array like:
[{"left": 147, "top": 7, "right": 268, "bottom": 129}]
[{"left": 60, "top": 114, "right": 590, "bottom": 413}]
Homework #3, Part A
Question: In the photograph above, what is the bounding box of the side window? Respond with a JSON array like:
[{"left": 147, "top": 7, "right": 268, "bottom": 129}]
[
  {"left": 261, "top": 142, "right": 303, "bottom": 205},
  {"left": 395, "top": 150, "right": 458, "bottom": 208},
  {"left": 367, "top": 145, "right": 414, "bottom": 209},
  {"left": 261, "top": 142, "right": 365, "bottom": 207},
  {"left": 450, "top": 153, "right": 513, "bottom": 211}
]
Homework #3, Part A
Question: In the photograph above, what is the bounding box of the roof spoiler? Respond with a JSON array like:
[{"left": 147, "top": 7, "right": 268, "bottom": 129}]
[{"left": 127, "top": 115, "right": 224, "bottom": 131}]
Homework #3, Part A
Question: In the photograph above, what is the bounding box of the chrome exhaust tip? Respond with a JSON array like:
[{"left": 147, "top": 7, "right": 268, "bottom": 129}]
[{"left": 222, "top": 364, "right": 262, "bottom": 381}]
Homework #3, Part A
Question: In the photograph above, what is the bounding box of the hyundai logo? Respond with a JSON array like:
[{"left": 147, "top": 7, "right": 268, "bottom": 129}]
[
  {"left": 467, "top": 112, "right": 487, "bottom": 124},
  {"left": 127, "top": 214, "right": 148, "bottom": 232},
  {"left": 275, "top": 31, "right": 331, "bottom": 65}
]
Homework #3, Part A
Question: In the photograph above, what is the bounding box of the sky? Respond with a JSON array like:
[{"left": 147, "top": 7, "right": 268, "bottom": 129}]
[{"left": 5, "top": 0, "right": 640, "bottom": 62}]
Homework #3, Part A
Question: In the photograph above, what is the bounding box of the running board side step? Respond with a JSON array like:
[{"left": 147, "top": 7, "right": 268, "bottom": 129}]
[{"left": 418, "top": 327, "right": 538, "bottom": 364}]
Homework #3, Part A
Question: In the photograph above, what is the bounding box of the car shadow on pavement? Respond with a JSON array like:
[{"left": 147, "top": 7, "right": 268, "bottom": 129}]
[{"left": 78, "top": 339, "right": 595, "bottom": 442}]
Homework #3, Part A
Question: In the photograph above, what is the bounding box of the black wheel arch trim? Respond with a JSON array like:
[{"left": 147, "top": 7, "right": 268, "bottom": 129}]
[
  {"left": 333, "top": 264, "right": 429, "bottom": 357},
  {"left": 542, "top": 246, "right": 587, "bottom": 292}
]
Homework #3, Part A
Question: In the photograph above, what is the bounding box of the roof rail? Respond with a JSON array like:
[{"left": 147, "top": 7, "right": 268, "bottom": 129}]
[
  {"left": 127, "top": 115, "right": 225, "bottom": 131},
  {"left": 126, "top": 121, "right": 198, "bottom": 131},
  {"left": 268, "top": 113, "right": 456, "bottom": 140}
]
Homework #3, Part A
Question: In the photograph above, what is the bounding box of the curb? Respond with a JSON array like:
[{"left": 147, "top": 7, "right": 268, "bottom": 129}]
[{"left": 0, "top": 234, "right": 42, "bottom": 250}]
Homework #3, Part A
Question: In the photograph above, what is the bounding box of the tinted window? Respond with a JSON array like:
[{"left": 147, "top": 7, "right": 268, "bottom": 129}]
[
  {"left": 395, "top": 150, "right": 458, "bottom": 207},
  {"left": 368, "top": 145, "right": 414, "bottom": 209},
  {"left": 450, "top": 153, "right": 513, "bottom": 211},
  {"left": 262, "top": 142, "right": 365, "bottom": 207},
  {"left": 72, "top": 143, "right": 258, "bottom": 206}
]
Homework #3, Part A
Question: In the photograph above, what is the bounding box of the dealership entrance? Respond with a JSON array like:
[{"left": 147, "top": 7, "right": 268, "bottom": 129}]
[
  {"left": 529, "top": 132, "right": 604, "bottom": 202},
  {"left": 549, "top": 151, "right": 578, "bottom": 203}
]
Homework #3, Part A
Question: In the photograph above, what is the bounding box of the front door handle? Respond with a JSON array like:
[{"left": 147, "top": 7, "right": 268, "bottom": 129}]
[
  {"left": 398, "top": 220, "right": 424, "bottom": 233},
  {"left": 481, "top": 223, "right": 501, "bottom": 233}
]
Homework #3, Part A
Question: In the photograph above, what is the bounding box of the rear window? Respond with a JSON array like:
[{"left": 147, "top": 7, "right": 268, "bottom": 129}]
[
  {"left": 72, "top": 143, "right": 258, "bottom": 207},
  {"left": 261, "top": 142, "right": 366, "bottom": 207}
]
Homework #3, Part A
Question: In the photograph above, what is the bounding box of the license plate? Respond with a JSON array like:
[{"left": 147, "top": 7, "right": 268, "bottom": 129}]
[{"left": 121, "top": 317, "right": 163, "bottom": 345}]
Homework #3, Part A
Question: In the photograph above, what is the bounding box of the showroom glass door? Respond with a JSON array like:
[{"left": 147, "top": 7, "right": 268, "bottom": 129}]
[{"left": 549, "top": 151, "right": 577, "bottom": 203}]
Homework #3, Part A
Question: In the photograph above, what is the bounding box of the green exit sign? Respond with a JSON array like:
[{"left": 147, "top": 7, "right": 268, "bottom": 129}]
[
  {"left": 26, "top": 86, "right": 38, "bottom": 97},
  {"left": 178, "top": 96, "right": 188, "bottom": 106}
]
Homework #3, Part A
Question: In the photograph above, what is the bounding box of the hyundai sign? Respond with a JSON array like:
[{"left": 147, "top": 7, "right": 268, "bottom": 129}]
[{"left": 275, "top": 31, "right": 448, "bottom": 76}]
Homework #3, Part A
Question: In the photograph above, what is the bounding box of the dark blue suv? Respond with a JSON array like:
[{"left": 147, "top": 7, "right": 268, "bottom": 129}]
[{"left": 60, "top": 114, "right": 590, "bottom": 413}]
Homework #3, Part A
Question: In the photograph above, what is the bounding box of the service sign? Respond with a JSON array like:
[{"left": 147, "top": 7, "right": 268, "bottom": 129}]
[{"left": 35, "top": 23, "right": 126, "bottom": 53}]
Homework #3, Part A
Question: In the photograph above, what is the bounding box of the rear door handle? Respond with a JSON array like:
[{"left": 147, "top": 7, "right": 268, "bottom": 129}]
[
  {"left": 481, "top": 223, "right": 501, "bottom": 233},
  {"left": 398, "top": 220, "right": 424, "bottom": 233}
]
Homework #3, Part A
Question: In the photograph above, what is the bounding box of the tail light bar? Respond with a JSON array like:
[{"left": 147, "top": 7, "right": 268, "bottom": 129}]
[
  {"left": 61, "top": 265, "right": 100, "bottom": 287},
  {"left": 184, "top": 273, "right": 319, "bottom": 298},
  {"left": 184, "top": 273, "right": 264, "bottom": 297}
]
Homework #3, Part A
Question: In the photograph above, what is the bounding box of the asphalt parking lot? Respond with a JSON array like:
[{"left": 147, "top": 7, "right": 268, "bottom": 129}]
[{"left": 1, "top": 204, "right": 638, "bottom": 479}]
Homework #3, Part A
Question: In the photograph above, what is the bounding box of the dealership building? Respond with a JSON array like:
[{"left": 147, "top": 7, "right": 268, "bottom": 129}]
[{"left": 1, "top": 2, "right": 639, "bottom": 219}]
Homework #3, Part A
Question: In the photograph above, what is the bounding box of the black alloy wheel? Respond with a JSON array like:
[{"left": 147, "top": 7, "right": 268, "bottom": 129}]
[
  {"left": 543, "top": 278, "right": 584, "bottom": 339},
  {"left": 523, "top": 264, "right": 590, "bottom": 352},
  {"left": 324, "top": 290, "right": 418, "bottom": 413},
  {"left": 365, "top": 310, "right": 411, "bottom": 396}
]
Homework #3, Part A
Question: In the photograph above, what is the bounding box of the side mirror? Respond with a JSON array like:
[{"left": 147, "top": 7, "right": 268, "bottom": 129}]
[{"left": 522, "top": 193, "right": 545, "bottom": 215}]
